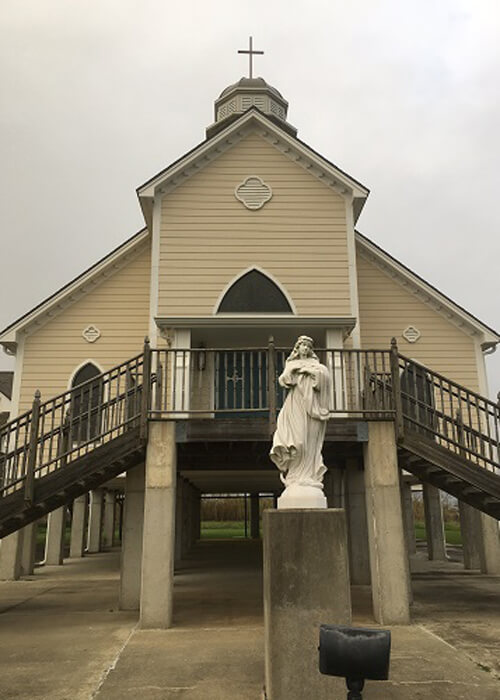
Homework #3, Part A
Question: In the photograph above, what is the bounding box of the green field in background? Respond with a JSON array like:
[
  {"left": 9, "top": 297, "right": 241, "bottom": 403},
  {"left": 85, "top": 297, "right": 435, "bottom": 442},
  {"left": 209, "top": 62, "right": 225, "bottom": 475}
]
[{"left": 414, "top": 519, "right": 462, "bottom": 545}]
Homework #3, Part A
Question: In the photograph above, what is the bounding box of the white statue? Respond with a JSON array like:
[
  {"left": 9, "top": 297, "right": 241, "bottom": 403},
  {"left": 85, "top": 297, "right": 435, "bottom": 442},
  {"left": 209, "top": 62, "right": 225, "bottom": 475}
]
[{"left": 270, "top": 335, "right": 331, "bottom": 509}]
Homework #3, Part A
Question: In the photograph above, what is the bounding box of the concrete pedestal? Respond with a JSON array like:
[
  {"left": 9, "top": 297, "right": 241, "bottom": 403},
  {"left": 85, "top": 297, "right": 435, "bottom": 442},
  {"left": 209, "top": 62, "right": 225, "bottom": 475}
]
[
  {"left": 423, "top": 483, "right": 447, "bottom": 561},
  {"left": 263, "top": 509, "right": 351, "bottom": 700},
  {"left": 363, "top": 422, "right": 411, "bottom": 624},
  {"left": 87, "top": 490, "right": 104, "bottom": 553},
  {"left": 44, "top": 507, "right": 66, "bottom": 565},
  {"left": 119, "top": 463, "right": 145, "bottom": 610},
  {"left": 70, "top": 495, "right": 88, "bottom": 558},
  {"left": 345, "top": 458, "right": 371, "bottom": 585},
  {"left": 140, "top": 421, "right": 177, "bottom": 629}
]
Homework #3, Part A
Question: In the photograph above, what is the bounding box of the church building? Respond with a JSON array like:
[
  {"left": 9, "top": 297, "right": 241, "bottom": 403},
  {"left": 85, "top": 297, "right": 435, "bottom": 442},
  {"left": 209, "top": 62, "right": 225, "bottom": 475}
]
[{"left": 1, "top": 63, "right": 499, "bottom": 628}]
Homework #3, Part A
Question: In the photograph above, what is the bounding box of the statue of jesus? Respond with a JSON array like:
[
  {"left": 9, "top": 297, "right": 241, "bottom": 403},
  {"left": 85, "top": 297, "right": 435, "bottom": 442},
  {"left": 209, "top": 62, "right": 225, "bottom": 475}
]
[{"left": 270, "top": 335, "right": 331, "bottom": 509}]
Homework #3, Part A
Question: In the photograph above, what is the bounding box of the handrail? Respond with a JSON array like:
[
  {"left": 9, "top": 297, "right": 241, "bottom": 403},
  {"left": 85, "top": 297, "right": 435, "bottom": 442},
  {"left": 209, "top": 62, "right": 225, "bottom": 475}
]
[
  {"left": 0, "top": 348, "right": 147, "bottom": 497},
  {"left": 1, "top": 340, "right": 499, "bottom": 505}
]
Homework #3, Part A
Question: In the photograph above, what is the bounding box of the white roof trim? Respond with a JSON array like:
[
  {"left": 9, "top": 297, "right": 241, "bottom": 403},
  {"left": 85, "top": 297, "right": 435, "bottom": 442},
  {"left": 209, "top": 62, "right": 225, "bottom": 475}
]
[
  {"left": 356, "top": 233, "right": 499, "bottom": 345},
  {"left": 0, "top": 230, "right": 150, "bottom": 344},
  {"left": 137, "top": 110, "right": 369, "bottom": 209}
]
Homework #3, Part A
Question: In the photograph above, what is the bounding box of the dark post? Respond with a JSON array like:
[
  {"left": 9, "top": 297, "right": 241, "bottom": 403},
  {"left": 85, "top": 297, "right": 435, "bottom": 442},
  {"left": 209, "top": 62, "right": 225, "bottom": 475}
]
[
  {"left": 268, "top": 335, "right": 277, "bottom": 435},
  {"left": 390, "top": 338, "right": 404, "bottom": 442},
  {"left": 24, "top": 390, "right": 41, "bottom": 505},
  {"left": 140, "top": 336, "right": 152, "bottom": 440},
  {"left": 455, "top": 408, "right": 466, "bottom": 457}
]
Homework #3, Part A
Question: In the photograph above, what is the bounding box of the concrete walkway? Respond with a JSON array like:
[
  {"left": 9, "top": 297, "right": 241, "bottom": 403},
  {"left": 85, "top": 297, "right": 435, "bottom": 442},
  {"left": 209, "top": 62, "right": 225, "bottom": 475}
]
[{"left": 0, "top": 540, "right": 499, "bottom": 699}]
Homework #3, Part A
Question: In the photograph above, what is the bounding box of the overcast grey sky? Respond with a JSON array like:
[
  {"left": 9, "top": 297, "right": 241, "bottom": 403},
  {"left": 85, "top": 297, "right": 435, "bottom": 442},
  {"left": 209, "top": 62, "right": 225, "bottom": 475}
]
[{"left": 1, "top": 0, "right": 499, "bottom": 397}]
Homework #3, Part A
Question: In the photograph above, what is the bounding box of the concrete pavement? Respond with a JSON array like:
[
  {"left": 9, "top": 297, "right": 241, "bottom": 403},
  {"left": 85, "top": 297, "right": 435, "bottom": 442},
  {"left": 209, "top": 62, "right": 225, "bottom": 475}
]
[{"left": 0, "top": 540, "right": 498, "bottom": 699}]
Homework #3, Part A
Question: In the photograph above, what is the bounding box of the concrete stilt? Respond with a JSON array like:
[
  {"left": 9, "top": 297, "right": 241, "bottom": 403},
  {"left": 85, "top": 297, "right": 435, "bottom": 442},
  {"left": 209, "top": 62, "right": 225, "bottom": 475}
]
[
  {"left": 401, "top": 480, "right": 417, "bottom": 556},
  {"left": 87, "top": 489, "right": 104, "bottom": 553},
  {"left": 119, "top": 463, "right": 145, "bottom": 610},
  {"left": 69, "top": 494, "right": 88, "bottom": 558},
  {"left": 344, "top": 458, "right": 370, "bottom": 585},
  {"left": 250, "top": 493, "right": 260, "bottom": 539},
  {"left": 459, "top": 501, "right": 481, "bottom": 570},
  {"left": 423, "top": 483, "right": 447, "bottom": 561},
  {"left": 324, "top": 466, "right": 344, "bottom": 508},
  {"left": 140, "top": 421, "right": 177, "bottom": 629},
  {"left": 478, "top": 513, "right": 500, "bottom": 574},
  {"left": 0, "top": 530, "right": 24, "bottom": 580},
  {"left": 102, "top": 491, "right": 116, "bottom": 550},
  {"left": 44, "top": 507, "right": 66, "bottom": 565},
  {"left": 363, "top": 422, "right": 411, "bottom": 624},
  {"left": 20, "top": 522, "right": 38, "bottom": 575},
  {"left": 174, "top": 475, "right": 183, "bottom": 565}
]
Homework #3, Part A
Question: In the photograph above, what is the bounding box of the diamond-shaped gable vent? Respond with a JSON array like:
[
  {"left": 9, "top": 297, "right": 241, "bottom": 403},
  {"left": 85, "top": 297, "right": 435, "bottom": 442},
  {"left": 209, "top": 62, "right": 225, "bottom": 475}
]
[{"left": 235, "top": 176, "right": 272, "bottom": 210}]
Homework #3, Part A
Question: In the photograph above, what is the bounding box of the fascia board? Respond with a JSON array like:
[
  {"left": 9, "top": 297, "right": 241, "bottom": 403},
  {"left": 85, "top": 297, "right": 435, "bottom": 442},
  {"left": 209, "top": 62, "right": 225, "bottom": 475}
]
[
  {"left": 137, "top": 110, "right": 369, "bottom": 201},
  {"left": 356, "top": 232, "right": 500, "bottom": 344},
  {"left": 0, "top": 229, "right": 150, "bottom": 342}
]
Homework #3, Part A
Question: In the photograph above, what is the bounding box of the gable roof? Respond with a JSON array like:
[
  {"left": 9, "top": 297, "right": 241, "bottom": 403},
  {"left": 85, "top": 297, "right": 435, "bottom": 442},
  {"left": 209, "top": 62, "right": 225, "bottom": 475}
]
[
  {"left": 356, "top": 230, "right": 499, "bottom": 346},
  {"left": 137, "top": 107, "right": 370, "bottom": 228},
  {"left": 0, "top": 228, "right": 149, "bottom": 345},
  {"left": 0, "top": 372, "right": 13, "bottom": 400}
]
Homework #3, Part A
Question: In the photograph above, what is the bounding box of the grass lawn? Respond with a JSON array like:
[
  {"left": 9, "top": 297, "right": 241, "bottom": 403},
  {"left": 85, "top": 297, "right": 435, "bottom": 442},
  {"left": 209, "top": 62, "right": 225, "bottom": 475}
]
[
  {"left": 201, "top": 520, "right": 248, "bottom": 539},
  {"left": 415, "top": 520, "right": 462, "bottom": 545}
]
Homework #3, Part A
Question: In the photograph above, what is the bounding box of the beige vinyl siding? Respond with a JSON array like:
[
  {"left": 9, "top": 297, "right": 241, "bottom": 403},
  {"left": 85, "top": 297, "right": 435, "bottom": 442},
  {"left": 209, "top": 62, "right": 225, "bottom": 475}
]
[
  {"left": 18, "top": 243, "right": 151, "bottom": 413},
  {"left": 158, "top": 131, "right": 351, "bottom": 316},
  {"left": 356, "top": 251, "right": 480, "bottom": 391}
]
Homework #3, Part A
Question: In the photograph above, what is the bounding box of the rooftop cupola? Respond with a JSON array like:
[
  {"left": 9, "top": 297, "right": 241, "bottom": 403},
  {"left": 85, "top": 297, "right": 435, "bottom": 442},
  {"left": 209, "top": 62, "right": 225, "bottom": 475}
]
[{"left": 206, "top": 38, "right": 297, "bottom": 138}]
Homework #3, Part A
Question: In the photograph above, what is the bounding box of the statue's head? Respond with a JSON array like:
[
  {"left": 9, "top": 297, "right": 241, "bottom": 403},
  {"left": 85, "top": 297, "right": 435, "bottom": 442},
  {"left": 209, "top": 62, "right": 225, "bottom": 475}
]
[{"left": 288, "top": 335, "right": 318, "bottom": 361}]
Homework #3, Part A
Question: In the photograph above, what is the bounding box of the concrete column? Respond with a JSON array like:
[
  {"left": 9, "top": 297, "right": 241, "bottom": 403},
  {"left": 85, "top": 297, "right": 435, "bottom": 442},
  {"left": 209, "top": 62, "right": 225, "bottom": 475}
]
[
  {"left": 363, "top": 422, "right": 411, "bottom": 624},
  {"left": 87, "top": 489, "right": 104, "bottom": 553},
  {"left": 0, "top": 530, "right": 23, "bottom": 580},
  {"left": 423, "top": 483, "right": 447, "bottom": 560},
  {"left": 344, "top": 458, "right": 370, "bottom": 585},
  {"left": 119, "top": 463, "right": 145, "bottom": 610},
  {"left": 20, "top": 522, "right": 38, "bottom": 576},
  {"left": 250, "top": 493, "right": 260, "bottom": 539},
  {"left": 44, "top": 507, "right": 66, "bottom": 565},
  {"left": 401, "top": 480, "right": 417, "bottom": 556},
  {"left": 181, "top": 480, "right": 191, "bottom": 558},
  {"left": 69, "top": 494, "right": 88, "bottom": 558},
  {"left": 174, "top": 475, "right": 183, "bottom": 565},
  {"left": 140, "top": 421, "right": 177, "bottom": 629},
  {"left": 102, "top": 491, "right": 116, "bottom": 550},
  {"left": 324, "top": 466, "right": 343, "bottom": 508},
  {"left": 478, "top": 513, "right": 500, "bottom": 574}
]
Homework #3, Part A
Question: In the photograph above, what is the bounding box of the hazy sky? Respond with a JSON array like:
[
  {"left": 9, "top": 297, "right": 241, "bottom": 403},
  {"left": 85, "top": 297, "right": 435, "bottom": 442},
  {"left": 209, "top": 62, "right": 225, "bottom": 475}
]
[{"left": 1, "top": 0, "right": 499, "bottom": 396}]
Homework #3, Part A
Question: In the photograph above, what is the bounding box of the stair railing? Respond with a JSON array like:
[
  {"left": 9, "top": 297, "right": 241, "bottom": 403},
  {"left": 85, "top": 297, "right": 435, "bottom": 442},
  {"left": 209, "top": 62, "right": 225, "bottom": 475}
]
[
  {"left": 0, "top": 352, "right": 145, "bottom": 498},
  {"left": 396, "top": 353, "right": 500, "bottom": 471}
]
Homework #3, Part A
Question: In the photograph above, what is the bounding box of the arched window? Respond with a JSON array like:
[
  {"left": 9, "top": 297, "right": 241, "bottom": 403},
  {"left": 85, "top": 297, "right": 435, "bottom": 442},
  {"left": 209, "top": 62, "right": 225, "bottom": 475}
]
[
  {"left": 70, "top": 362, "right": 103, "bottom": 443},
  {"left": 218, "top": 269, "right": 293, "bottom": 313}
]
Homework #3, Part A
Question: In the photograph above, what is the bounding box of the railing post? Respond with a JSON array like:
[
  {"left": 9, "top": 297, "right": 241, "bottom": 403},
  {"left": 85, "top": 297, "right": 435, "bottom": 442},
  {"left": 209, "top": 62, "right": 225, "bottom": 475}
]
[
  {"left": 140, "top": 337, "right": 152, "bottom": 440},
  {"left": 24, "top": 390, "right": 41, "bottom": 505},
  {"left": 455, "top": 408, "right": 466, "bottom": 457},
  {"left": 268, "top": 336, "right": 277, "bottom": 435},
  {"left": 390, "top": 338, "right": 404, "bottom": 442}
]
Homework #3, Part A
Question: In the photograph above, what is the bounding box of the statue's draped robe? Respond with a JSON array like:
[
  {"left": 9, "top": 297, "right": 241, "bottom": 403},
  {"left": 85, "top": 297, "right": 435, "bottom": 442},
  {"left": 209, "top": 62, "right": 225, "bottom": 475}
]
[{"left": 270, "top": 357, "right": 331, "bottom": 488}]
